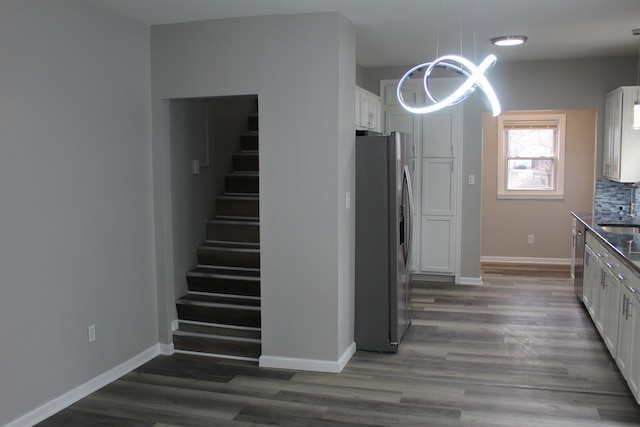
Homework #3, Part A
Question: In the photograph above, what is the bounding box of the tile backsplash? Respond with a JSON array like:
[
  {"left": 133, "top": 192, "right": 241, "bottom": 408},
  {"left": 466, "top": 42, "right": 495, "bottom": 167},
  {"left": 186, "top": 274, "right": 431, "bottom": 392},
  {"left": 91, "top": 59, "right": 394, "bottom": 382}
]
[{"left": 594, "top": 179, "right": 640, "bottom": 221}]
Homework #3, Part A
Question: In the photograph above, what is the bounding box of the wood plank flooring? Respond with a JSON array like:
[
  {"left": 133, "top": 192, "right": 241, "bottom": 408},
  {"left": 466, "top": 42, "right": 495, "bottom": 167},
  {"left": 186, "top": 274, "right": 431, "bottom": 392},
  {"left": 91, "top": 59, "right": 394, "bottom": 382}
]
[{"left": 38, "top": 266, "right": 640, "bottom": 426}]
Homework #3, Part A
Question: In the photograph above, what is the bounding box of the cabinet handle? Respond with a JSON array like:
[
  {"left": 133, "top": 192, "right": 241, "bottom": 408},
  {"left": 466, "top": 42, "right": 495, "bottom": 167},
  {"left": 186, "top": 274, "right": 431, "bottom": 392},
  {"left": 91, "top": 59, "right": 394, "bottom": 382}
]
[
  {"left": 606, "top": 262, "right": 614, "bottom": 269},
  {"left": 626, "top": 297, "right": 633, "bottom": 320},
  {"left": 622, "top": 294, "right": 628, "bottom": 317},
  {"left": 630, "top": 287, "right": 638, "bottom": 294},
  {"left": 617, "top": 274, "right": 625, "bottom": 282}
]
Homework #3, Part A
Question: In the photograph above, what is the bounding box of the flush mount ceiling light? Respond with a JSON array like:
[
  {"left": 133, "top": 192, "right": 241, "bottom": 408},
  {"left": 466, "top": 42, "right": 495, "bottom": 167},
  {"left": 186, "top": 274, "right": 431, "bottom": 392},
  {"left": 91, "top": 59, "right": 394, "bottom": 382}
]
[{"left": 490, "top": 35, "right": 528, "bottom": 46}]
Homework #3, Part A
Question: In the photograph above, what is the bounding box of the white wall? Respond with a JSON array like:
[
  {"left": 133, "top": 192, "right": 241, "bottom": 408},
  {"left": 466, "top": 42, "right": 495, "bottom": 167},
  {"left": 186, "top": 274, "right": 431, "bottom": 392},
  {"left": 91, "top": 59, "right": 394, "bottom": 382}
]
[
  {"left": 151, "top": 13, "right": 356, "bottom": 370},
  {"left": 0, "top": 1, "right": 155, "bottom": 425}
]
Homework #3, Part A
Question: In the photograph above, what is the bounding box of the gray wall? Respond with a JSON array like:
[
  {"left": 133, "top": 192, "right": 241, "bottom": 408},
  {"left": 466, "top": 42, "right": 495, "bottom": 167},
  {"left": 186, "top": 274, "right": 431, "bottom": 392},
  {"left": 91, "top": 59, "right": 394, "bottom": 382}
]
[
  {"left": 151, "top": 13, "right": 356, "bottom": 367},
  {"left": 0, "top": 1, "right": 155, "bottom": 425},
  {"left": 359, "top": 56, "right": 637, "bottom": 278}
]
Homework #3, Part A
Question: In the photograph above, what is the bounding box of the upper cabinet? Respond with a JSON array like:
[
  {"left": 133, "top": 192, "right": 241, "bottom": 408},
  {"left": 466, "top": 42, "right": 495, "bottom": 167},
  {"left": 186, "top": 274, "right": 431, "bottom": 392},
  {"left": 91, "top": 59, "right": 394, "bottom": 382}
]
[
  {"left": 603, "top": 86, "right": 640, "bottom": 183},
  {"left": 355, "top": 86, "right": 381, "bottom": 132}
]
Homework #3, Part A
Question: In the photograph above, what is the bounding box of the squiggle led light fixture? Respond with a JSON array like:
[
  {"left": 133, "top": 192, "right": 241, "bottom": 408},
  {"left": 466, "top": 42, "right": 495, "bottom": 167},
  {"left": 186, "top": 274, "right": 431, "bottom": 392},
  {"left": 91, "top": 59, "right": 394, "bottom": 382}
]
[{"left": 396, "top": 54, "right": 501, "bottom": 116}]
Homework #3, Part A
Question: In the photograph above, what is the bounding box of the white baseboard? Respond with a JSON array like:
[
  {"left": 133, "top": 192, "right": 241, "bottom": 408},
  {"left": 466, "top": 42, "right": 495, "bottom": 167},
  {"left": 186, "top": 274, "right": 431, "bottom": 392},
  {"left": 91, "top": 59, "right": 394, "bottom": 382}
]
[
  {"left": 481, "top": 256, "right": 571, "bottom": 265},
  {"left": 458, "top": 276, "right": 483, "bottom": 285},
  {"left": 6, "top": 344, "right": 163, "bottom": 427},
  {"left": 259, "top": 342, "right": 356, "bottom": 373},
  {"left": 158, "top": 341, "right": 175, "bottom": 356}
]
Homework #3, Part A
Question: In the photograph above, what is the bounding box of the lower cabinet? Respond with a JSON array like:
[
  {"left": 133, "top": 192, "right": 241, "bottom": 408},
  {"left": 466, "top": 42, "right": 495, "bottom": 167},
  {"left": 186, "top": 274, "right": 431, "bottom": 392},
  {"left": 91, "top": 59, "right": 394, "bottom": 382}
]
[
  {"left": 583, "top": 244, "right": 600, "bottom": 318},
  {"left": 602, "top": 268, "right": 621, "bottom": 356},
  {"left": 420, "top": 216, "right": 455, "bottom": 273},
  {"left": 616, "top": 278, "right": 640, "bottom": 400},
  {"left": 583, "top": 230, "right": 640, "bottom": 404}
]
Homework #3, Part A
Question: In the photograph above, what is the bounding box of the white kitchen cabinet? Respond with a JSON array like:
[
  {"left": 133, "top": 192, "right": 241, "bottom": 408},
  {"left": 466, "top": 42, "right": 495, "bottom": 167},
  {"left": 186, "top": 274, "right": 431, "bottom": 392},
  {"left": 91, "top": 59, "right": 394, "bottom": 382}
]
[
  {"left": 615, "top": 268, "right": 640, "bottom": 403},
  {"left": 627, "top": 290, "right": 640, "bottom": 403},
  {"left": 382, "top": 78, "right": 461, "bottom": 278},
  {"left": 583, "top": 242, "right": 601, "bottom": 318},
  {"left": 603, "top": 86, "right": 640, "bottom": 182},
  {"left": 602, "top": 266, "right": 621, "bottom": 356},
  {"left": 616, "top": 269, "right": 637, "bottom": 376},
  {"left": 355, "top": 86, "right": 381, "bottom": 132},
  {"left": 582, "top": 228, "right": 640, "bottom": 404}
]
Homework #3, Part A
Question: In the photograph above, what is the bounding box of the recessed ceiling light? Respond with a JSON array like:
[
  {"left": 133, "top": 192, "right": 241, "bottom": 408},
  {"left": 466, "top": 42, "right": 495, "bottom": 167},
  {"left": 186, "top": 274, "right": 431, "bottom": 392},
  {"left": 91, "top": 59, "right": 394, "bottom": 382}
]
[{"left": 490, "top": 35, "right": 528, "bottom": 46}]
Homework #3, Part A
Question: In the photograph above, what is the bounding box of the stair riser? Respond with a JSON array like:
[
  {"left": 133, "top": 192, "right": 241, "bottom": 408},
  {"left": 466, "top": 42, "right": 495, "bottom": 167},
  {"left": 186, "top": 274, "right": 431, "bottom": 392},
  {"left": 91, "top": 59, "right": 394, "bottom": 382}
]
[
  {"left": 207, "top": 222, "right": 259, "bottom": 243},
  {"left": 173, "top": 335, "right": 261, "bottom": 359},
  {"left": 233, "top": 155, "right": 259, "bottom": 172},
  {"left": 226, "top": 175, "right": 259, "bottom": 194},
  {"left": 187, "top": 275, "right": 260, "bottom": 297},
  {"left": 178, "top": 323, "right": 261, "bottom": 340},
  {"left": 240, "top": 134, "right": 258, "bottom": 151},
  {"left": 197, "top": 248, "right": 260, "bottom": 269},
  {"left": 217, "top": 199, "right": 259, "bottom": 218},
  {"left": 176, "top": 304, "right": 261, "bottom": 327}
]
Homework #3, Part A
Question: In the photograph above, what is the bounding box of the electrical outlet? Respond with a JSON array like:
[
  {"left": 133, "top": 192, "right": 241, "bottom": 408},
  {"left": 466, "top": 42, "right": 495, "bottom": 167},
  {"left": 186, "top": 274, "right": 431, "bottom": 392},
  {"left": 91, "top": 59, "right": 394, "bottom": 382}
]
[
  {"left": 88, "top": 324, "right": 96, "bottom": 342},
  {"left": 528, "top": 235, "right": 535, "bottom": 245},
  {"left": 346, "top": 191, "right": 351, "bottom": 209}
]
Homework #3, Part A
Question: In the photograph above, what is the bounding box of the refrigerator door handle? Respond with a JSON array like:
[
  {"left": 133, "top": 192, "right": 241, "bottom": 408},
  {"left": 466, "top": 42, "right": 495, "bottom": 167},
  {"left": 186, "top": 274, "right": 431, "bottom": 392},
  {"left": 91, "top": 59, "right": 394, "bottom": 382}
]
[{"left": 402, "top": 165, "right": 414, "bottom": 266}]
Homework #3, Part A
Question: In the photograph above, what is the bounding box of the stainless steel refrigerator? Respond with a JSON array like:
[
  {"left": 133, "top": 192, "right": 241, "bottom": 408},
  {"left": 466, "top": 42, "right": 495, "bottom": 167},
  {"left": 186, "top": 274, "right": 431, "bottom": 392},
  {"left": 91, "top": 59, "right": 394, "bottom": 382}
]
[{"left": 355, "top": 130, "right": 414, "bottom": 352}]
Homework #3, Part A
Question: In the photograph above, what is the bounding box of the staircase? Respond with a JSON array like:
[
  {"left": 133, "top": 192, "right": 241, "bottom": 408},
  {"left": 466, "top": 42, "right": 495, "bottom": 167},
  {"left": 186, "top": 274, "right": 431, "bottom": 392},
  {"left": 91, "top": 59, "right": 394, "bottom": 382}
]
[{"left": 173, "top": 110, "right": 261, "bottom": 361}]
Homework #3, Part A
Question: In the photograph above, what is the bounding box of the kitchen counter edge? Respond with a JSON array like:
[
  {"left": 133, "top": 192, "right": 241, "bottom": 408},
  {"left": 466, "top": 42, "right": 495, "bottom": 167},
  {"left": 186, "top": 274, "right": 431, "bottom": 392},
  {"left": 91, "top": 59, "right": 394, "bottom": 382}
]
[{"left": 571, "top": 211, "right": 640, "bottom": 275}]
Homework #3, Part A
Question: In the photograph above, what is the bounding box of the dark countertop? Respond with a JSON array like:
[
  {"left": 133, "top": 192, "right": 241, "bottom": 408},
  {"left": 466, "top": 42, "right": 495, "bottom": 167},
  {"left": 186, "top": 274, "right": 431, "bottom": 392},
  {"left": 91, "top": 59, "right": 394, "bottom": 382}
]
[{"left": 572, "top": 211, "right": 640, "bottom": 274}]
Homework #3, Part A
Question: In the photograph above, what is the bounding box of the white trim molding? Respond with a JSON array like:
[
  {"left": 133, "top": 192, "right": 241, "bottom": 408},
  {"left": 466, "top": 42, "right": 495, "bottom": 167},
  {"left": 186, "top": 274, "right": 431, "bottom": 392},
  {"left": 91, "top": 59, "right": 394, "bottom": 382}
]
[
  {"left": 481, "top": 256, "right": 571, "bottom": 265},
  {"left": 458, "top": 276, "right": 483, "bottom": 285},
  {"left": 5, "top": 344, "right": 164, "bottom": 427},
  {"left": 260, "top": 342, "right": 356, "bottom": 373}
]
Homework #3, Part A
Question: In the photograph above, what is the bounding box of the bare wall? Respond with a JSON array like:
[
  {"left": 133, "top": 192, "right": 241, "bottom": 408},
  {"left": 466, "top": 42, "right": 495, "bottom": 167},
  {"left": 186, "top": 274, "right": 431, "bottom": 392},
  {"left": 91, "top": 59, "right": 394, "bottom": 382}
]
[
  {"left": 481, "top": 109, "right": 596, "bottom": 261},
  {"left": 0, "top": 1, "right": 155, "bottom": 425}
]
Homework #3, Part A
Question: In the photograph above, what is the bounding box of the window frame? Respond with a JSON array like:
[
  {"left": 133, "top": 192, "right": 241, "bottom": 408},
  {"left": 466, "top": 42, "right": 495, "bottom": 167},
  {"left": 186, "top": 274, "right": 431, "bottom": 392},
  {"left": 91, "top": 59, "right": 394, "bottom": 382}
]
[{"left": 497, "top": 113, "right": 567, "bottom": 199}]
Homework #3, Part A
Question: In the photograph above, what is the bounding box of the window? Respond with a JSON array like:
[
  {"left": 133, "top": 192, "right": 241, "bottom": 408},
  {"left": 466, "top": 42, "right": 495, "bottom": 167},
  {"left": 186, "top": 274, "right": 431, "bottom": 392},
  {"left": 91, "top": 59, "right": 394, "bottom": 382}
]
[{"left": 497, "top": 113, "right": 566, "bottom": 199}]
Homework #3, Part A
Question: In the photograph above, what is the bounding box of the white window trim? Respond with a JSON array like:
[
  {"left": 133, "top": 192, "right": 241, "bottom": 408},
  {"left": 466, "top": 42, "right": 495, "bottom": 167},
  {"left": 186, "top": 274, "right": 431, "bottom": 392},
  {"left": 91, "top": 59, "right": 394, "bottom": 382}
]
[{"left": 497, "top": 113, "right": 566, "bottom": 200}]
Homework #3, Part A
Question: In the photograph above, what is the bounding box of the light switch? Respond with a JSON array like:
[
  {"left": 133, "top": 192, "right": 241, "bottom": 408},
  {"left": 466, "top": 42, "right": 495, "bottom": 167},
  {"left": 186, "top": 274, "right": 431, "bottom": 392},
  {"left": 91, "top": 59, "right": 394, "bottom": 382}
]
[
  {"left": 192, "top": 159, "right": 200, "bottom": 175},
  {"left": 468, "top": 174, "right": 475, "bottom": 185},
  {"left": 346, "top": 191, "right": 351, "bottom": 209}
]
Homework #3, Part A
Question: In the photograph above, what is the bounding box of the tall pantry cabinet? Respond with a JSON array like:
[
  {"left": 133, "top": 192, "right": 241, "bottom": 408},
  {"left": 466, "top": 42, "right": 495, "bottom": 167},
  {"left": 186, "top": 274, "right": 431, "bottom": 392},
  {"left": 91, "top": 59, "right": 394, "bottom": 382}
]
[
  {"left": 603, "top": 86, "right": 640, "bottom": 182},
  {"left": 380, "top": 78, "right": 461, "bottom": 279}
]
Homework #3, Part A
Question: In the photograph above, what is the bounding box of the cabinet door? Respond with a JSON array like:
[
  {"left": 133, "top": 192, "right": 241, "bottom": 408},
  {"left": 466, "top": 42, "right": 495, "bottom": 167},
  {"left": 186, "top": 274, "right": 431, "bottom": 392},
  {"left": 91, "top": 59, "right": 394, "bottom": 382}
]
[
  {"left": 603, "top": 270, "right": 621, "bottom": 356},
  {"left": 603, "top": 90, "right": 622, "bottom": 179},
  {"left": 422, "top": 158, "right": 455, "bottom": 215},
  {"left": 369, "top": 97, "right": 381, "bottom": 131},
  {"left": 359, "top": 93, "right": 371, "bottom": 128},
  {"left": 420, "top": 216, "right": 455, "bottom": 274},
  {"left": 595, "top": 266, "right": 609, "bottom": 336},
  {"left": 583, "top": 245, "right": 598, "bottom": 317},
  {"left": 628, "top": 292, "right": 640, "bottom": 403},
  {"left": 616, "top": 289, "right": 634, "bottom": 378},
  {"left": 422, "top": 112, "right": 456, "bottom": 158}
]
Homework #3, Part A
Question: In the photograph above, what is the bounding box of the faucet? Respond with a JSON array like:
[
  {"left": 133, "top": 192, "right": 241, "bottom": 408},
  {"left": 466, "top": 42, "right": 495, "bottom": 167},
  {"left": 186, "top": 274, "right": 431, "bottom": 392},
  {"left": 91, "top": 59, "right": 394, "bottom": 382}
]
[{"left": 630, "top": 182, "right": 639, "bottom": 218}]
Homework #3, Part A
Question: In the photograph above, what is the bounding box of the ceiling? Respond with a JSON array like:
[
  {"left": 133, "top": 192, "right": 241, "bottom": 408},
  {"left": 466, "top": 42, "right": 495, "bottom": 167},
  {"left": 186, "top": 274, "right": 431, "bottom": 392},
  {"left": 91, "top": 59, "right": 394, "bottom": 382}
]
[{"left": 85, "top": 0, "right": 640, "bottom": 68}]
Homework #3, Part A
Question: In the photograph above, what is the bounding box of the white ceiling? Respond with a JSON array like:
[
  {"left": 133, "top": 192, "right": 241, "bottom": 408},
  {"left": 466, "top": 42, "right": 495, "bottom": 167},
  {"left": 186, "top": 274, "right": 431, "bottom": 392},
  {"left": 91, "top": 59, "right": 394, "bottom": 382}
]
[{"left": 85, "top": 0, "right": 640, "bottom": 68}]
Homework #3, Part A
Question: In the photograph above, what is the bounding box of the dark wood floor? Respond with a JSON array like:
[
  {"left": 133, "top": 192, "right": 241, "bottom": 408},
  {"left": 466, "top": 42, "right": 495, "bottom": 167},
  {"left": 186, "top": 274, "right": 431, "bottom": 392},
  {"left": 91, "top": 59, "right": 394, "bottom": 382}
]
[{"left": 38, "top": 266, "right": 640, "bottom": 426}]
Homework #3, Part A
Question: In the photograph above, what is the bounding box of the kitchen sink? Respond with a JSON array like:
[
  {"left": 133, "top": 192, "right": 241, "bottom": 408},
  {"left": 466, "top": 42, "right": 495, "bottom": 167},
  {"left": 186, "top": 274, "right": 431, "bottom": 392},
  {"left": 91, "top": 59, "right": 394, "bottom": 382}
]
[{"left": 598, "top": 224, "right": 640, "bottom": 234}]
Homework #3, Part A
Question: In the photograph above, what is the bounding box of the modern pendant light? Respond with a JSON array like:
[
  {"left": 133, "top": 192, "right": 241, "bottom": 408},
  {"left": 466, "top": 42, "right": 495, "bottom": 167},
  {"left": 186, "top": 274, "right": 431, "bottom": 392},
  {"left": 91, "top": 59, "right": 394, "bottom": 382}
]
[{"left": 397, "top": 0, "right": 501, "bottom": 116}]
